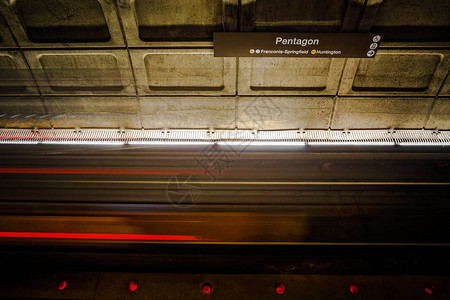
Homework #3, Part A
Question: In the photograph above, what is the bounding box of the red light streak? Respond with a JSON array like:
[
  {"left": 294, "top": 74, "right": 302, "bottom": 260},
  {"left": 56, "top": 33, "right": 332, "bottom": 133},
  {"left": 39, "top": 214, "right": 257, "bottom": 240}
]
[{"left": 0, "top": 232, "right": 205, "bottom": 241}]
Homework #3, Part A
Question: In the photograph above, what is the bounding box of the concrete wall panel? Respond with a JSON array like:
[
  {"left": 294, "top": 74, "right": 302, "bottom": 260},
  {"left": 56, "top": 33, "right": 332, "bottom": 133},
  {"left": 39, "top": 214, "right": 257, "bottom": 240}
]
[
  {"left": 339, "top": 50, "right": 449, "bottom": 96},
  {"left": 0, "top": 11, "right": 17, "bottom": 48},
  {"left": 359, "top": 0, "right": 450, "bottom": 46},
  {"left": 439, "top": 75, "right": 450, "bottom": 96},
  {"left": 237, "top": 97, "right": 334, "bottom": 129},
  {"left": 241, "top": 0, "right": 365, "bottom": 33},
  {"left": 0, "top": 51, "right": 38, "bottom": 95},
  {"left": 238, "top": 57, "right": 345, "bottom": 96},
  {"left": 0, "top": 0, "right": 124, "bottom": 48},
  {"left": 140, "top": 97, "right": 236, "bottom": 129},
  {"left": 44, "top": 96, "right": 141, "bottom": 129},
  {"left": 426, "top": 98, "right": 450, "bottom": 129},
  {"left": 332, "top": 97, "right": 433, "bottom": 129},
  {"left": 131, "top": 49, "right": 236, "bottom": 95},
  {"left": 24, "top": 50, "right": 135, "bottom": 95},
  {"left": 118, "top": 0, "right": 238, "bottom": 47},
  {"left": 0, "top": 97, "right": 50, "bottom": 128},
  {"left": 0, "top": 0, "right": 449, "bottom": 131}
]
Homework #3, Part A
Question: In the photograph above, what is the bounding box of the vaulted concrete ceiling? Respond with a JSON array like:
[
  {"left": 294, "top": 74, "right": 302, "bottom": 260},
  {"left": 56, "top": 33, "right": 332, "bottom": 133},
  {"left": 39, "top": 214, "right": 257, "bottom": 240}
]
[{"left": 0, "top": 0, "right": 449, "bottom": 130}]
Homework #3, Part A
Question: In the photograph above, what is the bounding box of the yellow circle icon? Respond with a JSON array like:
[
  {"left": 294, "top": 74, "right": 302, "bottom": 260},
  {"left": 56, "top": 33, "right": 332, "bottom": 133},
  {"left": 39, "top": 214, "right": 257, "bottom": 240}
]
[
  {"left": 311, "top": 49, "right": 316, "bottom": 55},
  {"left": 249, "top": 49, "right": 255, "bottom": 54}
]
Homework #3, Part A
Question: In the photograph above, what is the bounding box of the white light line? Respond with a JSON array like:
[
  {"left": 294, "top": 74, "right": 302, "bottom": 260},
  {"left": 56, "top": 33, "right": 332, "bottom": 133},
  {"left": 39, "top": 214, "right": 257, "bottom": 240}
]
[
  {"left": 127, "top": 141, "right": 212, "bottom": 145},
  {"left": 306, "top": 142, "right": 396, "bottom": 146},
  {"left": 217, "top": 141, "right": 306, "bottom": 146}
]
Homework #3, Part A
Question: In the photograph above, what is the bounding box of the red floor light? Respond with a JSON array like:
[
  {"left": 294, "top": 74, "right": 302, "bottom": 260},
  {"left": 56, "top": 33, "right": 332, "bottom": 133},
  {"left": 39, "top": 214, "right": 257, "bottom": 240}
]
[
  {"left": 128, "top": 281, "right": 138, "bottom": 292},
  {"left": 275, "top": 283, "right": 285, "bottom": 295},
  {"left": 58, "top": 281, "right": 67, "bottom": 290},
  {"left": 202, "top": 283, "right": 212, "bottom": 294},
  {"left": 350, "top": 284, "right": 359, "bottom": 294},
  {"left": 425, "top": 284, "right": 436, "bottom": 295}
]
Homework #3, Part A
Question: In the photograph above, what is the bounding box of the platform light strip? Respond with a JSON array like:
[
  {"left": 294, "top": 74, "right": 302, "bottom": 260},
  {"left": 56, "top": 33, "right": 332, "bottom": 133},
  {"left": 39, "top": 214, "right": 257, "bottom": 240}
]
[{"left": 0, "top": 129, "right": 449, "bottom": 146}]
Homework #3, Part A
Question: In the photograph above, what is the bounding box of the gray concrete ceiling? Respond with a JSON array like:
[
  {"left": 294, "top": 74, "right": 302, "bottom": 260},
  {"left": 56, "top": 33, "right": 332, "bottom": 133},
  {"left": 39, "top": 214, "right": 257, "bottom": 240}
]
[{"left": 0, "top": 0, "right": 449, "bottom": 130}]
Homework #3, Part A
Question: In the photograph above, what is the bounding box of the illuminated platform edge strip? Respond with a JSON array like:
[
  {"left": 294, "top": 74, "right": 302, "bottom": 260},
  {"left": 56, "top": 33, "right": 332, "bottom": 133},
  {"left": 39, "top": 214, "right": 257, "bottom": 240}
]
[{"left": 0, "top": 129, "right": 449, "bottom": 146}]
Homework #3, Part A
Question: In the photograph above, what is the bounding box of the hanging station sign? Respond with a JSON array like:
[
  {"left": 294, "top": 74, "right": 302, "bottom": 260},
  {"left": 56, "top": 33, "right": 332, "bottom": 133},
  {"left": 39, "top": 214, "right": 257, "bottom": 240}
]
[{"left": 214, "top": 33, "right": 383, "bottom": 58}]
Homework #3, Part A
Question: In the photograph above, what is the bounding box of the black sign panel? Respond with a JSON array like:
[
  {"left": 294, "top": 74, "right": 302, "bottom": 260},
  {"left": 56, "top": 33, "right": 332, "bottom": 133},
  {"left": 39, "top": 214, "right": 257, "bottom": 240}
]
[{"left": 214, "top": 33, "right": 383, "bottom": 58}]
